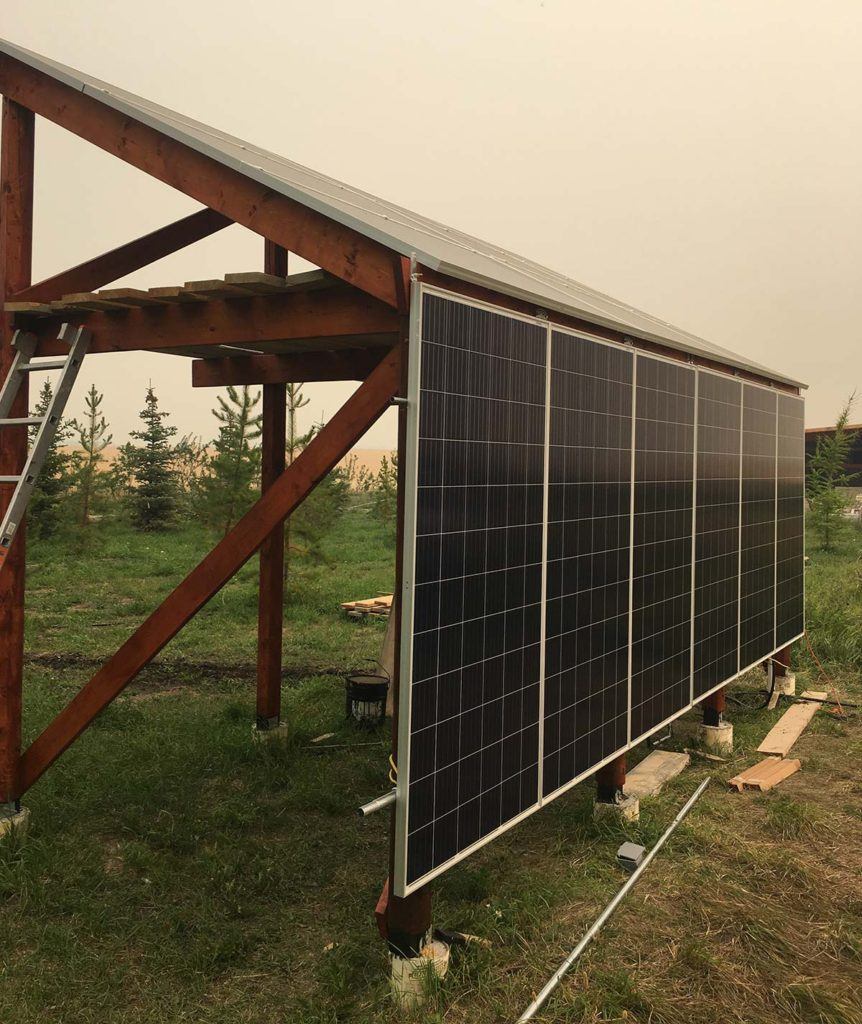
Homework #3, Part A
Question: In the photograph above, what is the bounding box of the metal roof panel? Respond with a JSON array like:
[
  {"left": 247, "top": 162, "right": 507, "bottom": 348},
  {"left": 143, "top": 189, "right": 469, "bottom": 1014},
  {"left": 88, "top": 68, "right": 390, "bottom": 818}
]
[{"left": 0, "top": 38, "right": 805, "bottom": 388}]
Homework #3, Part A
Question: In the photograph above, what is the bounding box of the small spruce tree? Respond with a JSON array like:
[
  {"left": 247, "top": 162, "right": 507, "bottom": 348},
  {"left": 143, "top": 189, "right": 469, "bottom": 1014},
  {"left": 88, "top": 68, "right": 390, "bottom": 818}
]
[
  {"left": 127, "top": 384, "right": 178, "bottom": 531},
  {"left": 283, "top": 382, "right": 318, "bottom": 576},
  {"left": 173, "top": 434, "right": 208, "bottom": 518},
  {"left": 807, "top": 394, "right": 859, "bottom": 551},
  {"left": 372, "top": 452, "right": 399, "bottom": 535},
  {"left": 27, "top": 380, "right": 77, "bottom": 538},
  {"left": 72, "top": 384, "right": 112, "bottom": 526},
  {"left": 198, "top": 386, "right": 262, "bottom": 535}
]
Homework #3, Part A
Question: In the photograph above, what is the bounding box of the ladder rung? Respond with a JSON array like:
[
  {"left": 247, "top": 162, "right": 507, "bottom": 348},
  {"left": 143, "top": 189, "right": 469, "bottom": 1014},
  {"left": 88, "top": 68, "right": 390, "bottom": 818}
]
[
  {"left": 0, "top": 476, "right": 22, "bottom": 484},
  {"left": 19, "top": 360, "right": 68, "bottom": 372},
  {"left": 0, "top": 417, "right": 44, "bottom": 426}
]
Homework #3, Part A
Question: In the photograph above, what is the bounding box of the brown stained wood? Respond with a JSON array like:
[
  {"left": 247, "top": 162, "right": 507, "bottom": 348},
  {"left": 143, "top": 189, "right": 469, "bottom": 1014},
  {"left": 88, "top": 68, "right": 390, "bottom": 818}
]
[
  {"left": 256, "top": 238, "right": 288, "bottom": 727},
  {"left": 17, "top": 346, "right": 402, "bottom": 792},
  {"left": 729, "top": 757, "right": 801, "bottom": 792},
  {"left": 191, "top": 347, "right": 389, "bottom": 386},
  {"left": 757, "top": 692, "right": 827, "bottom": 758},
  {"left": 4, "top": 301, "right": 52, "bottom": 315},
  {"left": 27, "top": 286, "right": 400, "bottom": 357},
  {"left": 11, "top": 208, "right": 230, "bottom": 304},
  {"left": 0, "top": 98, "right": 33, "bottom": 803},
  {"left": 0, "top": 54, "right": 400, "bottom": 308}
]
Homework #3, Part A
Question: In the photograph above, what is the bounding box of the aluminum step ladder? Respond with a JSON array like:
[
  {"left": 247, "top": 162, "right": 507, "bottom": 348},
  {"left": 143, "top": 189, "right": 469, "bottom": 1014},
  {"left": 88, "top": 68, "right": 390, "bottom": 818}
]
[{"left": 0, "top": 323, "right": 91, "bottom": 572}]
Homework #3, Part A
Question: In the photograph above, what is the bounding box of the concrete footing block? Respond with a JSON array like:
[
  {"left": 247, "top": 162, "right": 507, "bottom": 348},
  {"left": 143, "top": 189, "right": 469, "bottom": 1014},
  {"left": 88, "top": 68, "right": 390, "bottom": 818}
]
[
  {"left": 390, "top": 939, "right": 450, "bottom": 1008},
  {"left": 251, "top": 721, "right": 290, "bottom": 743},
  {"left": 775, "top": 671, "right": 796, "bottom": 696},
  {"left": 0, "top": 805, "right": 30, "bottom": 841},
  {"left": 593, "top": 794, "right": 640, "bottom": 824},
  {"left": 698, "top": 721, "right": 733, "bottom": 753}
]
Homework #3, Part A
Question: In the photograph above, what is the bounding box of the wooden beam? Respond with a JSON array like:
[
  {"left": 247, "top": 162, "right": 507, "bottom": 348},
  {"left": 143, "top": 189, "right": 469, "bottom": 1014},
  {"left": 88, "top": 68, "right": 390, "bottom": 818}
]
[
  {"left": 10, "top": 208, "right": 230, "bottom": 304},
  {"left": 23, "top": 286, "right": 400, "bottom": 356},
  {"left": 191, "top": 347, "right": 389, "bottom": 387},
  {"left": 0, "top": 54, "right": 401, "bottom": 308},
  {"left": 256, "top": 240, "right": 288, "bottom": 730},
  {"left": 17, "top": 345, "right": 401, "bottom": 793},
  {"left": 0, "top": 98, "right": 34, "bottom": 804}
]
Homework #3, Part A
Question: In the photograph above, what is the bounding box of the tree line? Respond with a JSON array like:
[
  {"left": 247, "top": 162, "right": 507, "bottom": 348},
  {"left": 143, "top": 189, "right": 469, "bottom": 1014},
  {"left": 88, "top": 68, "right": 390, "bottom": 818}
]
[{"left": 27, "top": 379, "right": 398, "bottom": 558}]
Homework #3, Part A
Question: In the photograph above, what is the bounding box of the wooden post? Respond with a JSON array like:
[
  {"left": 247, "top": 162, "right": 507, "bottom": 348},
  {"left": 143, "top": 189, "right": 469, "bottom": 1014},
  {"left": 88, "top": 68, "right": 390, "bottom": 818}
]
[
  {"left": 595, "top": 753, "right": 627, "bottom": 804},
  {"left": 255, "top": 241, "right": 288, "bottom": 731},
  {"left": 0, "top": 99, "right": 34, "bottom": 809},
  {"left": 702, "top": 687, "right": 725, "bottom": 728}
]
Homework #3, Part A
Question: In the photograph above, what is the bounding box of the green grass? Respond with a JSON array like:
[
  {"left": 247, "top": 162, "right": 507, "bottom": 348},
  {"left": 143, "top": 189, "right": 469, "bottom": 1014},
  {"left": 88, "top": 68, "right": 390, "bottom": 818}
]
[{"left": 1, "top": 517, "right": 861, "bottom": 1023}]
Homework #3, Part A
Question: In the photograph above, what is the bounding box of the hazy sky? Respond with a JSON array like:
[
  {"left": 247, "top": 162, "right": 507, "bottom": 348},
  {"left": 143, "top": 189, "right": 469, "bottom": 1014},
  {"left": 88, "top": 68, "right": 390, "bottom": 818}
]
[{"left": 4, "top": 0, "right": 860, "bottom": 447}]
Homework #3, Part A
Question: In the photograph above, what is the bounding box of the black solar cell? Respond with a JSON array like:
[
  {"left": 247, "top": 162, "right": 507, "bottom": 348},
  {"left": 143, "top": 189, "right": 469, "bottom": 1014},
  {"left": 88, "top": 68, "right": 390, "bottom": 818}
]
[
  {"left": 396, "top": 287, "right": 805, "bottom": 895},
  {"left": 542, "top": 330, "right": 633, "bottom": 798},
  {"left": 404, "top": 292, "right": 546, "bottom": 887},
  {"left": 630, "top": 356, "right": 696, "bottom": 741},
  {"left": 740, "top": 385, "right": 777, "bottom": 671},
  {"left": 694, "top": 373, "right": 742, "bottom": 697}
]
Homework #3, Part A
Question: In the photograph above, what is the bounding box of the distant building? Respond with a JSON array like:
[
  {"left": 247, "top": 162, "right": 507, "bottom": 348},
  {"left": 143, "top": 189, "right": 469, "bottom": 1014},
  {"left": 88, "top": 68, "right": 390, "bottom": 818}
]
[{"left": 805, "top": 424, "right": 862, "bottom": 484}]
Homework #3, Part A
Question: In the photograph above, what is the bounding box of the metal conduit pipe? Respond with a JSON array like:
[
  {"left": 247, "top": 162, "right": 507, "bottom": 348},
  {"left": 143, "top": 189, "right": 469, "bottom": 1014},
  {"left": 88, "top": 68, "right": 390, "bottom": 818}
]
[{"left": 517, "top": 777, "right": 711, "bottom": 1023}]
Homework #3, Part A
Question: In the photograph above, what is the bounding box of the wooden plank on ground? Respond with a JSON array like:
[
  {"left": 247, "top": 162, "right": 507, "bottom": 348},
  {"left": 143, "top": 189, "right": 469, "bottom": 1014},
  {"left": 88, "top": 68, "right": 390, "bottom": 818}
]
[
  {"left": 757, "top": 691, "right": 828, "bottom": 757},
  {"left": 729, "top": 757, "right": 801, "bottom": 792},
  {"left": 625, "top": 750, "right": 690, "bottom": 799}
]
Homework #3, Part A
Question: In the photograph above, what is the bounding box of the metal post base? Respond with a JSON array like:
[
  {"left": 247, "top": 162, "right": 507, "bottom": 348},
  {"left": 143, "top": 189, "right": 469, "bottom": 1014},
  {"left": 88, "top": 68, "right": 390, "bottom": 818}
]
[
  {"left": 251, "top": 717, "right": 289, "bottom": 742},
  {"left": 0, "top": 802, "right": 29, "bottom": 841}
]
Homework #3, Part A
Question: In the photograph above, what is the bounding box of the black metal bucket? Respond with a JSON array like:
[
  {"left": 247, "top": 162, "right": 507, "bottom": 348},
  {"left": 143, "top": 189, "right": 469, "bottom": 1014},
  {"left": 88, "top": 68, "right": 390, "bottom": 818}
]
[{"left": 345, "top": 671, "right": 389, "bottom": 727}]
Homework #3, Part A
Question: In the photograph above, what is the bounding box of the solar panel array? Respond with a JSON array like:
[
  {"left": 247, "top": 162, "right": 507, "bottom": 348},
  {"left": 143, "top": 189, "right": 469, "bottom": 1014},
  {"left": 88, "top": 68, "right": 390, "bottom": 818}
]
[{"left": 395, "top": 287, "right": 805, "bottom": 894}]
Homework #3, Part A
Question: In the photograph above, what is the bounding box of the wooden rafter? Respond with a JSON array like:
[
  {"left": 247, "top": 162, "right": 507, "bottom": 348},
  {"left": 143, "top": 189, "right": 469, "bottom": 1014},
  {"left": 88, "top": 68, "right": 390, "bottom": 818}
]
[
  {"left": 17, "top": 344, "right": 402, "bottom": 794},
  {"left": 0, "top": 97, "right": 33, "bottom": 805},
  {"left": 191, "top": 347, "right": 389, "bottom": 386},
  {"left": 17, "top": 286, "right": 400, "bottom": 356},
  {"left": 11, "top": 208, "right": 231, "bottom": 304},
  {"left": 0, "top": 54, "right": 401, "bottom": 308}
]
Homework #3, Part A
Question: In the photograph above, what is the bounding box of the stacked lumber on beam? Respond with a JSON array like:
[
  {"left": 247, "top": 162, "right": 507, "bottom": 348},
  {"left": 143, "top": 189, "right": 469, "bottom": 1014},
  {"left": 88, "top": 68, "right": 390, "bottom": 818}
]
[
  {"left": 342, "top": 595, "right": 393, "bottom": 619},
  {"left": 4, "top": 270, "right": 333, "bottom": 317}
]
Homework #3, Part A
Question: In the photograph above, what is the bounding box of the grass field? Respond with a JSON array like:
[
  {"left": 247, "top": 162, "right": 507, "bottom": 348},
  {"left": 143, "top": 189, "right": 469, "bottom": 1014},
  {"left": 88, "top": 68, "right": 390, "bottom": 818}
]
[{"left": 1, "top": 507, "right": 861, "bottom": 1024}]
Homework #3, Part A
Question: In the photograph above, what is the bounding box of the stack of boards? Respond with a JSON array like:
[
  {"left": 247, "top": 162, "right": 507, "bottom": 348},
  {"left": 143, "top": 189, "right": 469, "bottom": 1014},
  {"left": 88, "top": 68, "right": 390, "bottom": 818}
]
[
  {"left": 729, "top": 690, "right": 827, "bottom": 792},
  {"left": 393, "top": 287, "right": 806, "bottom": 896},
  {"left": 341, "top": 595, "right": 393, "bottom": 619}
]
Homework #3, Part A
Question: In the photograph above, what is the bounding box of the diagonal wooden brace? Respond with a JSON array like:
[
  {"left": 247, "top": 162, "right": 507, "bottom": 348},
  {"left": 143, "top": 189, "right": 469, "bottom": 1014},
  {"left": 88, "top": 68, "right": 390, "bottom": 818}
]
[
  {"left": 17, "top": 344, "right": 402, "bottom": 794},
  {"left": 12, "top": 208, "right": 231, "bottom": 304}
]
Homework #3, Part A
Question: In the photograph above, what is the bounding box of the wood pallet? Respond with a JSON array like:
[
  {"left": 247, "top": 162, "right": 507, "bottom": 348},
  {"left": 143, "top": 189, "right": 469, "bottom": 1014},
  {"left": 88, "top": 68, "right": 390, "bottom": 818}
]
[
  {"left": 729, "top": 757, "right": 801, "bottom": 792},
  {"left": 5, "top": 269, "right": 333, "bottom": 317},
  {"left": 341, "top": 594, "right": 393, "bottom": 619}
]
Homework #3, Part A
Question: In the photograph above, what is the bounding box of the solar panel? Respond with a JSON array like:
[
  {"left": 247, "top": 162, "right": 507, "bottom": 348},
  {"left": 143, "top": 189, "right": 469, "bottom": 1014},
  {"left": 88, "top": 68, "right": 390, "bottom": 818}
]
[
  {"left": 398, "top": 290, "right": 547, "bottom": 889},
  {"left": 542, "top": 330, "right": 633, "bottom": 799},
  {"left": 775, "top": 394, "right": 805, "bottom": 648},
  {"left": 740, "top": 384, "right": 777, "bottom": 671},
  {"left": 693, "top": 373, "right": 742, "bottom": 698},
  {"left": 630, "top": 356, "right": 696, "bottom": 741},
  {"left": 395, "top": 285, "right": 805, "bottom": 896}
]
